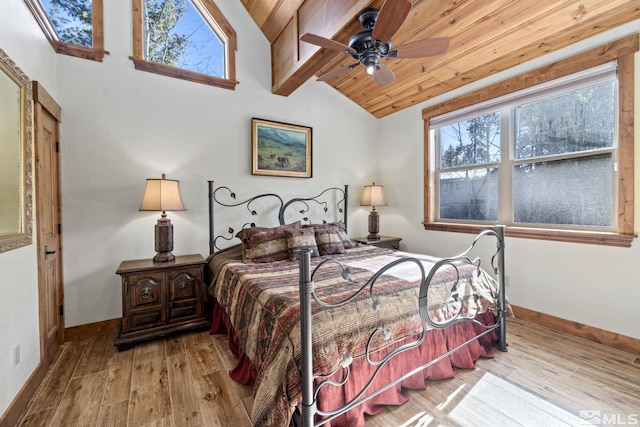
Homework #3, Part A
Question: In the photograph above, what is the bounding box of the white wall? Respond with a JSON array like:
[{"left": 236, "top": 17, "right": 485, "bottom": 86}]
[
  {"left": 378, "top": 20, "right": 640, "bottom": 340},
  {"left": 0, "top": 1, "right": 59, "bottom": 418}
]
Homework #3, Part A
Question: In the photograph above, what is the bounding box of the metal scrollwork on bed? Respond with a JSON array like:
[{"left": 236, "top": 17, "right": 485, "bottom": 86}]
[
  {"left": 297, "top": 226, "right": 507, "bottom": 426},
  {"left": 208, "top": 180, "right": 348, "bottom": 255}
]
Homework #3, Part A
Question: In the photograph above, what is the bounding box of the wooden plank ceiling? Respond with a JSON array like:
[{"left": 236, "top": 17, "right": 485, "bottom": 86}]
[{"left": 241, "top": 0, "right": 640, "bottom": 118}]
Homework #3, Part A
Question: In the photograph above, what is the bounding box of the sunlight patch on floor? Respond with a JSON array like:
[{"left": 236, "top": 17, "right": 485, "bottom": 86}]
[
  {"left": 398, "top": 411, "right": 435, "bottom": 427},
  {"left": 437, "top": 383, "right": 467, "bottom": 411},
  {"left": 448, "top": 373, "right": 588, "bottom": 426}
]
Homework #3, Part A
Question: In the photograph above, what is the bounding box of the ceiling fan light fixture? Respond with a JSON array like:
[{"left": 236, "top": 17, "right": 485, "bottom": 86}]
[
  {"left": 362, "top": 50, "right": 381, "bottom": 76},
  {"left": 365, "top": 63, "right": 377, "bottom": 75}
]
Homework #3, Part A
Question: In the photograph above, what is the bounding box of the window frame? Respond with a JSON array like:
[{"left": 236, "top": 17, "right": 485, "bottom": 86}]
[
  {"left": 422, "top": 35, "right": 638, "bottom": 247},
  {"left": 24, "top": 0, "right": 107, "bottom": 62},
  {"left": 131, "top": 0, "right": 238, "bottom": 90}
]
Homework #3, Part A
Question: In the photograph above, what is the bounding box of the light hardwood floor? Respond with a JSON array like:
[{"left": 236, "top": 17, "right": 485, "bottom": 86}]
[{"left": 17, "top": 319, "right": 640, "bottom": 426}]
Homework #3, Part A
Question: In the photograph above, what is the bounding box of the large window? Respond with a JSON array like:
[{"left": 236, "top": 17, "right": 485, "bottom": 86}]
[
  {"left": 24, "top": 0, "right": 106, "bottom": 61},
  {"left": 423, "top": 36, "right": 637, "bottom": 247},
  {"left": 131, "top": 0, "right": 237, "bottom": 90}
]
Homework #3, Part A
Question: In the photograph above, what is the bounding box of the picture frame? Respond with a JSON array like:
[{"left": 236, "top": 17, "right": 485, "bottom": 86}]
[
  {"left": 252, "top": 118, "right": 312, "bottom": 178},
  {"left": 0, "top": 48, "right": 33, "bottom": 253}
]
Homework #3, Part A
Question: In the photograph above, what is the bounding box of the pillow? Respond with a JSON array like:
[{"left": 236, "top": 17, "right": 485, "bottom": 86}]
[
  {"left": 312, "top": 221, "right": 357, "bottom": 249},
  {"left": 235, "top": 226, "right": 268, "bottom": 241},
  {"left": 237, "top": 222, "right": 301, "bottom": 263},
  {"left": 332, "top": 222, "right": 357, "bottom": 249},
  {"left": 285, "top": 227, "right": 319, "bottom": 260},
  {"left": 234, "top": 221, "right": 302, "bottom": 244},
  {"left": 315, "top": 227, "right": 345, "bottom": 255}
]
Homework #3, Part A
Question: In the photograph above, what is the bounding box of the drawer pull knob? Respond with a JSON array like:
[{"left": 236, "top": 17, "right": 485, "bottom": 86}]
[
  {"left": 178, "top": 282, "right": 187, "bottom": 291},
  {"left": 141, "top": 287, "right": 152, "bottom": 299}
]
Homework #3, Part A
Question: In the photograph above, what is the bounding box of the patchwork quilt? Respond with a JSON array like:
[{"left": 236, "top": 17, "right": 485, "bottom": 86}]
[{"left": 207, "top": 244, "right": 503, "bottom": 426}]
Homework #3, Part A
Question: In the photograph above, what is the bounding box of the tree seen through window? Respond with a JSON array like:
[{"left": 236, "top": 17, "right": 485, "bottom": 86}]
[
  {"left": 435, "top": 79, "right": 616, "bottom": 229},
  {"left": 40, "top": 0, "right": 93, "bottom": 48},
  {"left": 143, "top": 0, "right": 225, "bottom": 79}
]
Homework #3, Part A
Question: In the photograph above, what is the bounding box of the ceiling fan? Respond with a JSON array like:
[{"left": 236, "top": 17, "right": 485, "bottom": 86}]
[{"left": 300, "top": 0, "right": 450, "bottom": 86}]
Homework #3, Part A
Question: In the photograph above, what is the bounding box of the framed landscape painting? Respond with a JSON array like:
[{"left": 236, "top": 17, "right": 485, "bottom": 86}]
[{"left": 252, "top": 118, "right": 312, "bottom": 178}]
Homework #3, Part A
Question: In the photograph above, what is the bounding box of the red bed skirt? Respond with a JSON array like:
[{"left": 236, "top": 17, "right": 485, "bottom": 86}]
[{"left": 210, "top": 302, "right": 498, "bottom": 427}]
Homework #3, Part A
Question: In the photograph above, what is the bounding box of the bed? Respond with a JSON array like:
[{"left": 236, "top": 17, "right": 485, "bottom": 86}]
[{"left": 205, "top": 181, "right": 509, "bottom": 427}]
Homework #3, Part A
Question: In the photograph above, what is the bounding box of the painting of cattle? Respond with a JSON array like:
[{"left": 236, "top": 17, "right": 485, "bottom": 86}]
[{"left": 252, "top": 118, "right": 312, "bottom": 178}]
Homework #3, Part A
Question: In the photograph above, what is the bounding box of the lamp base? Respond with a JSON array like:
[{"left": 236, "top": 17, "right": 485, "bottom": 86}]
[
  {"left": 367, "top": 209, "right": 380, "bottom": 240},
  {"left": 153, "top": 213, "right": 175, "bottom": 263},
  {"left": 153, "top": 251, "right": 175, "bottom": 263}
]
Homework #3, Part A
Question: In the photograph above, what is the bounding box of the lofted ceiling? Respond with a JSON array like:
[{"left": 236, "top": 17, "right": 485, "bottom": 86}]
[{"left": 240, "top": 0, "right": 640, "bottom": 118}]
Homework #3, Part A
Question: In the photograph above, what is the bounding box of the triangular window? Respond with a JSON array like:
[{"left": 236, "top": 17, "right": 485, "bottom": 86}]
[
  {"left": 24, "top": 0, "right": 106, "bottom": 62},
  {"left": 132, "top": 0, "right": 237, "bottom": 89}
]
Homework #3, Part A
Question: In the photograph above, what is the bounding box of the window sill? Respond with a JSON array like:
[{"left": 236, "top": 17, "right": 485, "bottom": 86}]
[
  {"left": 130, "top": 58, "right": 238, "bottom": 90},
  {"left": 54, "top": 41, "right": 108, "bottom": 62},
  {"left": 422, "top": 222, "right": 636, "bottom": 247}
]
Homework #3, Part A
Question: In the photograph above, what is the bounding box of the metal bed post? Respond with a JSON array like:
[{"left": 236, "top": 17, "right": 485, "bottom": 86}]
[
  {"left": 343, "top": 184, "right": 348, "bottom": 230},
  {"left": 299, "top": 249, "right": 315, "bottom": 427},
  {"left": 496, "top": 224, "right": 507, "bottom": 352},
  {"left": 208, "top": 180, "right": 215, "bottom": 255}
]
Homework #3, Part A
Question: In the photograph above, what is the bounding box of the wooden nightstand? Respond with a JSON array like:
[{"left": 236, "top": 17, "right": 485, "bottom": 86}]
[
  {"left": 353, "top": 236, "right": 402, "bottom": 250},
  {"left": 114, "top": 254, "right": 210, "bottom": 351}
]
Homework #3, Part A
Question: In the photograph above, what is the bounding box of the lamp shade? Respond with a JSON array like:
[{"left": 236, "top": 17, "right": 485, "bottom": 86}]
[
  {"left": 360, "top": 182, "right": 388, "bottom": 207},
  {"left": 139, "top": 174, "right": 185, "bottom": 212}
]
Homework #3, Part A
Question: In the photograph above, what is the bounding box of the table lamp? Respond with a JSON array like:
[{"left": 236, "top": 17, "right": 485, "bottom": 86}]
[
  {"left": 360, "top": 182, "right": 388, "bottom": 240},
  {"left": 139, "top": 174, "right": 185, "bottom": 262}
]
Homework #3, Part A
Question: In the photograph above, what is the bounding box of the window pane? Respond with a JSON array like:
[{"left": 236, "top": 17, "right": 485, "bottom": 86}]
[
  {"left": 515, "top": 82, "right": 615, "bottom": 159},
  {"left": 514, "top": 154, "right": 612, "bottom": 226},
  {"left": 439, "top": 113, "right": 501, "bottom": 168},
  {"left": 41, "top": 0, "right": 93, "bottom": 47},
  {"left": 144, "top": 0, "right": 225, "bottom": 78},
  {"left": 439, "top": 168, "right": 498, "bottom": 221}
]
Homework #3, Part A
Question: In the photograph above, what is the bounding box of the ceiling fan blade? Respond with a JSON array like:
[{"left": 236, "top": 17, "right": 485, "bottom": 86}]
[
  {"left": 373, "top": 63, "right": 395, "bottom": 86},
  {"left": 316, "top": 64, "right": 357, "bottom": 81},
  {"left": 300, "top": 33, "right": 355, "bottom": 54},
  {"left": 394, "top": 37, "right": 450, "bottom": 58},
  {"left": 371, "top": 0, "right": 411, "bottom": 44}
]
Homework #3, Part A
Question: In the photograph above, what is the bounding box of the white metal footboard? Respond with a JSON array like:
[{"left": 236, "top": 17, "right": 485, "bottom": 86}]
[{"left": 298, "top": 225, "right": 507, "bottom": 426}]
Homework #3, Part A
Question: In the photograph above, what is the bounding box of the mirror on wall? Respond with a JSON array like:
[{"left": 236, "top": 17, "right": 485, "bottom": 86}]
[{"left": 0, "top": 48, "right": 33, "bottom": 253}]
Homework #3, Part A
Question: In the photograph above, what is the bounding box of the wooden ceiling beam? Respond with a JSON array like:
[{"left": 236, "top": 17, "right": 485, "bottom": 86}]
[{"left": 269, "top": 0, "right": 375, "bottom": 96}]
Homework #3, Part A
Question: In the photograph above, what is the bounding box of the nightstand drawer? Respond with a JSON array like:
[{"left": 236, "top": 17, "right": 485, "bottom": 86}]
[
  {"left": 127, "top": 274, "right": 164, "bottom": 308},
  {"left": 169, "top": 269, "right": 200, "bottom": 301},
  {"left": 128, "top": 307, "right": 164, "bottom": 330},
  {"left": 169, "top": 298, "right": 199, "bottom": 321}
]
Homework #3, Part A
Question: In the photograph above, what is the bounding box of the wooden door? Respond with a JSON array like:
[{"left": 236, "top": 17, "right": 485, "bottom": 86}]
[{"left": 33, "top": 82, "right": 64, "bottom": 365}]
